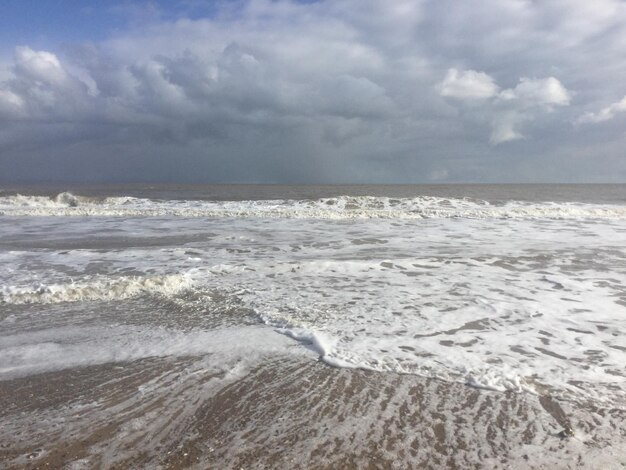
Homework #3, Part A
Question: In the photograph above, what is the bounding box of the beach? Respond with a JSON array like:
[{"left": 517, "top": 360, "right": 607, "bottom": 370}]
[
  {"left": 1, "top": 184, "right": 625, "bottom": 468},
  {"left": 1, "top": 355, "right": 625, "bottom": 469}
]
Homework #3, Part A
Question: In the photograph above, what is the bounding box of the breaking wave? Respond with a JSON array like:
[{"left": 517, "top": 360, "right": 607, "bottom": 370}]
[
  {"left": 1, "top": 273, "right": 193, "bottom": 305},
  {"left": 1, "top": 192, "right": 625, "bottom": 220}
]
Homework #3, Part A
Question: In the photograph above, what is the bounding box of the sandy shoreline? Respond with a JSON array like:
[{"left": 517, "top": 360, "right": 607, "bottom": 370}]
[{"left": 1, "top": 355, "right": 624, "bottom": 469}]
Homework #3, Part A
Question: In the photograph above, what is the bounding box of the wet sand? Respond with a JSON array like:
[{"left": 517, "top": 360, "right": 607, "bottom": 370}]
[{"left": 1, "top": 356, "right": 624, "bottom": 469}]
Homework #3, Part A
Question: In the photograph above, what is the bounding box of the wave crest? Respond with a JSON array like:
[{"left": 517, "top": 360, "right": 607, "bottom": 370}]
[
  {"left": 1, "top": 273, "right": 193, "bottom": 305},
  {"left": 1, "top": 192, "right": 625, "bottom": 220}
]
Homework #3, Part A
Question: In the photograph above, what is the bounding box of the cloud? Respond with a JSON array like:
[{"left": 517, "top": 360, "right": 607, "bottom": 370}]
[
  {"left": 0, "top": 0, "right": 625, "bottom": 183},
  {"left": 439, "top": 68, "right": 499, "bottom": 100},
  {"left": 13, "top": 46, "right": 68, "bottom": 85},
  {"left": 489, "top": 113, "right": 524, "bottom": 145},
  {"left": 439, "top": 70, "right": 571, "bottom": 144},
  {"left": 490, "top": 77, "right": 570, "bottom": 144},
  {"left": 578, "top": 95, "right": 626, "bottom": 123},
  {"left": 1, "top": 46, "right": 92, "bottom": 120},
  {"left": 0, "top": 89, "right": 24, "bottom": 117},
  {"left": 499, "top": 77, "right": 570, "bottom": 107},
  {"left": 0, "top": 24, "right": 399, "bottom": 141}
]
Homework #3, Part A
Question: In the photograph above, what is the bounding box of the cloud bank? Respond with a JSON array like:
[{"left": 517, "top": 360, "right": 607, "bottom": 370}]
[{"left": 1, "top": 0, "right": 626, "bottom": 183}]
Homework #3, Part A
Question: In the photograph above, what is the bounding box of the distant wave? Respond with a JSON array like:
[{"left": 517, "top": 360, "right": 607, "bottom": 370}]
[{"left": 1, "top": 192, "right": 625, "bottom": 220}]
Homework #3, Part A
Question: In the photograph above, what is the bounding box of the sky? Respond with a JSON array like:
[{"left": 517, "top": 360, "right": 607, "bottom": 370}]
[{"left": 0, "top": 0, "right": 625, "bottom": 184}]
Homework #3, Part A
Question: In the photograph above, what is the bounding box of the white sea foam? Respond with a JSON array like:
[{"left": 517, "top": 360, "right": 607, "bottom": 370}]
[
  {"left": 240, "top": 253, "right": 626, "bottom": 399},
  {"left": 0, "top": 325, "right": 310, "bottom": 379},
  {"left": 0, "top": 192, "right": 133, "bottom": 208},
  {"left": 0, "top": 273, "right": 193, "bottom": 304},
  {"left": 149, "top": 214, "right": 623, "bottom": 403},
  {"left": 1, "top": 192, "right": 625, "bottom": 220},
  {"left": 1, "top": 193, "right": 625, "bottom": 406}
]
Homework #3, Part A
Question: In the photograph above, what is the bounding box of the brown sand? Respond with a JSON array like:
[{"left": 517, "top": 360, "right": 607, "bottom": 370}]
[{"left": 1, "top": 356, "right": 624, "bottom": 469}]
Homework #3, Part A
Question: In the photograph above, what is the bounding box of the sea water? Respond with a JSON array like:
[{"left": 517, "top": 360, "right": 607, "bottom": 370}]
[{"left": 1, "top": 184, "right": 624, "bottom": 410}]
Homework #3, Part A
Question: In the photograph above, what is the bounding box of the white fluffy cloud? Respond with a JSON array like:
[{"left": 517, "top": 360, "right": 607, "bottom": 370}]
[
  {"left": 0, "top": 89, "right": 24, "bottom": 117},
  {"left": 1, "top": 46, "right": 92, "bottom": 120},
  {"left": 499, "top": 77, "right": 570, "bottom": 107},
  {"left": 578, "top": 96, "right": 626, "bottom": 123},
  {"left": 439, "top": 68, "right": 499, "bottom": 100},
  {"left": 14, "top": 47, "right": 68, "bottom": 85},
  {"left": 491, "top": 77, "right": 570, "bottom": 144},
  {"left": 439, "top": 70, "right": 571, "bottom": 144}
]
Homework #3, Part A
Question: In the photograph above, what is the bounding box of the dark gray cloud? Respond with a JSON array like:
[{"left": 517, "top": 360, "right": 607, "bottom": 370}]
[{"left": 1, "top": 0, "right": 626, "bottom": 183}]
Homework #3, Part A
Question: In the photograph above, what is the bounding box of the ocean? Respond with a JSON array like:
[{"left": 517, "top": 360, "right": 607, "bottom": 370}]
[{"left": 0, "top": 184, "right": 625, "bottom": 469}]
